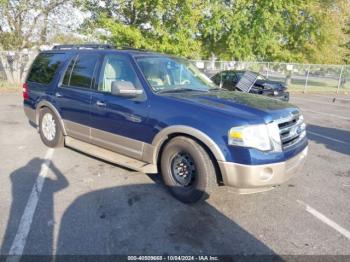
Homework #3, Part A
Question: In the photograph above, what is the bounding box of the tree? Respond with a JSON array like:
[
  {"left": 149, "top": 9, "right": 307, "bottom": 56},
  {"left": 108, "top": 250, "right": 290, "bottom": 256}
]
[
  {"left": 300, "top": 0, "right": 350, "bottom": 64},
  {"left": 1, "top": 0, "right": 343, "bottom": 65},
  {"left": 0, "top": 0, "right": 76, "bottom": 50},
  {"left": 80, "top": 0, "right": 349, "bottom": 63},
  {"left": 0, "top": 51, "right": 38, "bottom": 83},
  {"left": 0, "top": 0, "right": 84, "bottom": 84},
  {"left": 343, "top": 19, "right": 350, "bottom": 64},
  {"left": 200, "top": 0, "right": 350, "bottom": 63},
  {"left": 79, "top": 0, "right": 205, "bottom": 58}
]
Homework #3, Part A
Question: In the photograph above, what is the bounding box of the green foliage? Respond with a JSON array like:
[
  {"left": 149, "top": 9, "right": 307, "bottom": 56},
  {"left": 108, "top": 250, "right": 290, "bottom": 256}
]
[
  {"left": 1, "top": 0, "right": 347, "bottom": 64},
  {"left": 80, "top": 0, "right": 349, "bottom": 63},
  {"left": 344, "top": 20, "right": 350, "bottom": 64},
  {"left": 0, "top": 0, "right": 77, "bottom": 50},
  {"left": 201, "top": 0, "right": 349, "bottom": 63},
  {"left": 0, "top": 32, "right": 23, "bottom": 50},
  {"left": 80, "top": 0, "right": 204, "bottom": 58}
]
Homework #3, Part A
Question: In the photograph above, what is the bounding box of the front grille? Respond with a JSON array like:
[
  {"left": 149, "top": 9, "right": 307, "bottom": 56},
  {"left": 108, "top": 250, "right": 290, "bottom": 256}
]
[{"left": 276, "top": 112, "right": 306, "bottom": 150}]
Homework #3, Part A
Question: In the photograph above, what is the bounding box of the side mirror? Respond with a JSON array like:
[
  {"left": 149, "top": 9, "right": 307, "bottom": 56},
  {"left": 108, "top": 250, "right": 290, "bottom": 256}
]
[{"left": 111, "top": 81, "right": 143, "bottom": 97}]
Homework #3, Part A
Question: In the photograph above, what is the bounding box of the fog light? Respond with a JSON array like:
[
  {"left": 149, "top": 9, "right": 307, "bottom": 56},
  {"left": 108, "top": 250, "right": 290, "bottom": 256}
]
[{"left": 260, "top": 167, "right": 274, "bottom": 181}]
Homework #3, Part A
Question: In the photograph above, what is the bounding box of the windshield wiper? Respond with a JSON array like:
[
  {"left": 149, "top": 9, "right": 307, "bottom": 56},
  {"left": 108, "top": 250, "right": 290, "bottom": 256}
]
[{"left": 157, "top": 88, "right": 207, "bottom": 94}]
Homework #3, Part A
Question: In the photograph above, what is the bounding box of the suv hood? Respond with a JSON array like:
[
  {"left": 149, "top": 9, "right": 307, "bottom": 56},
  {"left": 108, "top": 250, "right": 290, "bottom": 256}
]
[{"left": 162, "top": 90, "right": 299, "bottom": 123}]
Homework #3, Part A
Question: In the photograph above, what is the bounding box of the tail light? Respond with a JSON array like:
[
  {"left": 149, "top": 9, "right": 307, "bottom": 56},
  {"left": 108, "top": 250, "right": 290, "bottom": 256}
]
[{"left": 23, "top": 83, "right": 29, "bottom": 100}]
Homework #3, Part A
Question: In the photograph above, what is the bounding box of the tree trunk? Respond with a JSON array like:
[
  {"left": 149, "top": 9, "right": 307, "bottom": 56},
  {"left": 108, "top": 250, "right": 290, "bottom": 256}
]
[
  {"left": 0, "top": 54, "right": 16, "bottom": 83},
  {"left": 40, "top": 13, "right": 49, "bottom": 45},
  {"left": 0, "top": 51, "right": 37, "bottom": 84}
]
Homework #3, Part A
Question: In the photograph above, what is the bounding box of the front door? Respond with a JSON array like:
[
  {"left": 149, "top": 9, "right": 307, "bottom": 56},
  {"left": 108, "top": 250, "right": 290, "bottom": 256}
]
[{"left": 90, "top": 54, "right": 151, "bottom": 160}]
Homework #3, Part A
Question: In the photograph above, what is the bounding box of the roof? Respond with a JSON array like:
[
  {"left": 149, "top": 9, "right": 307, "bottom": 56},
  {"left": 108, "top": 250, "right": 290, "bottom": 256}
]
[{"left": 48, "top": 44, "right": 165, "bottom": 57}]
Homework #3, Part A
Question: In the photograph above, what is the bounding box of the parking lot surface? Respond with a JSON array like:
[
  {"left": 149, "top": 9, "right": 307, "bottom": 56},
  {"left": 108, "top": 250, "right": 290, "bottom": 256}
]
[{"left": 0, "top": 92, "right": 349, "bottom": 256}]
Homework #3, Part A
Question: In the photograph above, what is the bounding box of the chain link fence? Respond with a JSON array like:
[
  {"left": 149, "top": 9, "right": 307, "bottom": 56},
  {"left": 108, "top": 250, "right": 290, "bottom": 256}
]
[
  {"left": 192, "top": 60, "right": 350, "bottom": 94},
  {"left": 0, "top": 51, "right": 349, "bottom": 95},
  {"left": 0, "top": 51, "right": 39, "bottom": 89}
]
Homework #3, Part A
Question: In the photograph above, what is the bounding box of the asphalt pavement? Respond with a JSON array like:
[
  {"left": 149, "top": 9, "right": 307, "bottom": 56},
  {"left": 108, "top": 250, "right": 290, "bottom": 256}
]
[{"left": 0, "top": 92, "right": 349, "bottom": 256}]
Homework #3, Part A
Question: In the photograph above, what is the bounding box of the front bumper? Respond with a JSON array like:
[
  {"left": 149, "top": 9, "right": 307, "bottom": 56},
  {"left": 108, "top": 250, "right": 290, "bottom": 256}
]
[
  {"left": 218, "top": 146, "right": 308, "bottom": 194},
  {"left": 268, "top": 91, "right": 289, "bottom": 102}
]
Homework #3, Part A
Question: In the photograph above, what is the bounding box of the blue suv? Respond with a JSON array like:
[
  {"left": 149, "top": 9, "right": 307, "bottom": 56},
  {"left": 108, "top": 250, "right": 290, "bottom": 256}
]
[{"left": 23, "top": 44, "right": 308, "bottom": 203}]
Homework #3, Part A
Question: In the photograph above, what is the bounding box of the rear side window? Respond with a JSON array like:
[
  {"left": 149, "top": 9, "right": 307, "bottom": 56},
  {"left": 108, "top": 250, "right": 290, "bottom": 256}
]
[
  {"left": 63, "top": 54, "right": 99, "bottom": 89},
  {"left": 27, "top": 53, "right": 65, "bottom": 84}
]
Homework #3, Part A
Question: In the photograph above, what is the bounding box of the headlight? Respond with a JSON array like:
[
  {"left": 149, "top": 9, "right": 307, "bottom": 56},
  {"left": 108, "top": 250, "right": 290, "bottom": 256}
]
[
  {"left": 228, "top": 123, "right": 282, "bottom": 152},
  {"left": 273, "top": 90, "right": 279, "bottom": 96}
]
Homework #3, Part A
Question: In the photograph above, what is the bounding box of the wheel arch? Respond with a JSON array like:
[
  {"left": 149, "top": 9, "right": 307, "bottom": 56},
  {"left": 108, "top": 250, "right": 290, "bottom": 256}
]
[
  {"left": 36, "top": 100, "right": 67, "bottom": 135},
  {"left": 151, "top": 126, "right": 225, "bottom": 183}
]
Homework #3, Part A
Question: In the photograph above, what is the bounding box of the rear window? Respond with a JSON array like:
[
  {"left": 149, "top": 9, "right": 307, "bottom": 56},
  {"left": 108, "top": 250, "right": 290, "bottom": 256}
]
[
  {"left": 63, "top": 54, "right": 99, "bottom": 89},
  {"left": 27, "top": 53, "right": 66, "bottom": 84}
]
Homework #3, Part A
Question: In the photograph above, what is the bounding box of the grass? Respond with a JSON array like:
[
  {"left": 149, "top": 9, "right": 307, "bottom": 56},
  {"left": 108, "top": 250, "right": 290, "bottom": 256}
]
[
  {"left": 269, "top": 76, "right": 350, "bottom": 95},
  {"left": 288, "top": 83, "right": 350, "bottom": 94},
  {"left": 289, "top": 87, "right": 349, "bottom": 95},
  {"left": 0, "top": 80, "right": 21, "bottom": 93}
]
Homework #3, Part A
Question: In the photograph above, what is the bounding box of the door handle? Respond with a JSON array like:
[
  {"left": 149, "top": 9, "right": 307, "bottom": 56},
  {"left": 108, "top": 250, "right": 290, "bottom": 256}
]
[{"left": 96, "top": 101, "right": 106, "bottom": 107}]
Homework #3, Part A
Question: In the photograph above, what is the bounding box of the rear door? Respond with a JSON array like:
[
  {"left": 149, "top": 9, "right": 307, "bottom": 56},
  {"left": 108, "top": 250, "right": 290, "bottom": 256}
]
[
  {"left": 26, "top": 52, "right": 67, "bottom": 109},
  {"left": 55, "top": 53, "right": 100, "bottom": 142}
]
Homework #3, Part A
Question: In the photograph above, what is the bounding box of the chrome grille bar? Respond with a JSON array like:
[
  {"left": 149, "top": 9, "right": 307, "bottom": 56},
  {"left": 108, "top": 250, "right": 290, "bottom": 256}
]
[{"left": 275, "top": 112, "right": 306, "bottom": 150}]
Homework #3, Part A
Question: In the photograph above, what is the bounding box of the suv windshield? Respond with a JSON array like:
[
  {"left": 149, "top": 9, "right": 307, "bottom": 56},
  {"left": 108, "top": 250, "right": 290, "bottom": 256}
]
[{"left": 136, "top": 57, "right": 217, "bottom": 93}]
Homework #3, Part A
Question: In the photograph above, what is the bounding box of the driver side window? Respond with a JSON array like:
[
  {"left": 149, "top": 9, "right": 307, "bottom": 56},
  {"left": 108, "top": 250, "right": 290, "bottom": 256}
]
[{"left": 98, "top": 55, "right": 142, "bottom": 93}]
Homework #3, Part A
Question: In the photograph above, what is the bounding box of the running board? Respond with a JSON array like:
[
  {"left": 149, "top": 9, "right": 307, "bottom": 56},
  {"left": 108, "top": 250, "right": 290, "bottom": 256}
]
[{"left": 65, "top": 136, "right": 158, "bottom": 174}]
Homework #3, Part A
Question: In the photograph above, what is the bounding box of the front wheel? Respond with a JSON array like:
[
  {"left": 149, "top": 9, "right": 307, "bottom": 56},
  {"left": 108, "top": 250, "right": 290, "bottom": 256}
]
[{"left": 160, "top": 136, "right": 217, "bottom": 203}]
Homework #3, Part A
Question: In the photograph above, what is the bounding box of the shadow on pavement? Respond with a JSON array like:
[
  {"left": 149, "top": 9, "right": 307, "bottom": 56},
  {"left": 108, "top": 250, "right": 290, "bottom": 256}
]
[
  {"left": 307, "top": 124, "right": 350, "bottom": 156},
  {"left": 56, "top": 183, "right": 276, "bottom": 256},
  {"left": 1, "top": 158, "right": 69, "bottom": 255},
  {"left": 1, "top": 157, "right": 277, "bottom": 257}
]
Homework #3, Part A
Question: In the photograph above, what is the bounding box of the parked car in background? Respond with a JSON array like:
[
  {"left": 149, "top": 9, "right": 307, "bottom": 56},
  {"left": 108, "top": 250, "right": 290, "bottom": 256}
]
[
  {"left": 23, "top": 45, "right": 307, "bottom": 203},
  {"left": 211, "top": 70, "right": 289, "bottom": 101}
]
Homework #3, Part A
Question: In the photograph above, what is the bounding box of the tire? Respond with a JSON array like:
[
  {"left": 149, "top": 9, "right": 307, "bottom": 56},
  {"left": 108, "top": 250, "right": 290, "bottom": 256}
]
[
  {"left": 160, "top": 136, "right": 217, "bottom": 203},
  {"left": 39, "top": 107, "right": 64, "bottom": 148}
]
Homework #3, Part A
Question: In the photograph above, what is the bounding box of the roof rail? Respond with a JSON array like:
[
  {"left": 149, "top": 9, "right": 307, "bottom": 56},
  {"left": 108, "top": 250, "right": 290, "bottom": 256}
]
[{"left": 52, "top": 44, "right": 115, "bottom": 50}]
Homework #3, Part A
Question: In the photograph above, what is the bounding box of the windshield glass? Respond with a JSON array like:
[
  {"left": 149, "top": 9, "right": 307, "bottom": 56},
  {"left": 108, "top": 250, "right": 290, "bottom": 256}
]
[
  {"left": 256, "top": 74, "right": 266, "bottom": 80},
  {"left": 136, "top": 57, "right": 217, "bottom": 93},
  {"left": 236, "top": 72, "right": 244, "bottom": 80}
]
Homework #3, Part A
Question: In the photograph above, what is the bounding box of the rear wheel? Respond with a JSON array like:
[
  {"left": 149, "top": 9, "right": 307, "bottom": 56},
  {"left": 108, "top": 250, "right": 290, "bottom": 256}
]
[
  {"left": 39, "top": 107, "right": 64, "bottom": 148},
  {"left": 160, "top": 136, "right": 217, "bottom": 203}
]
